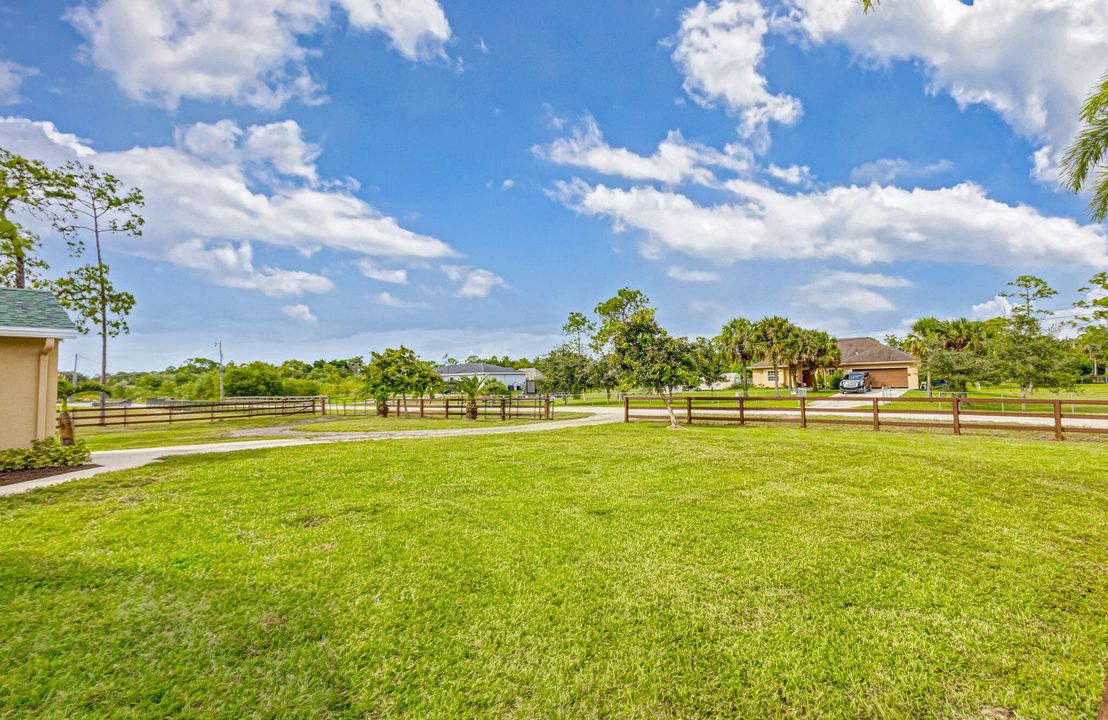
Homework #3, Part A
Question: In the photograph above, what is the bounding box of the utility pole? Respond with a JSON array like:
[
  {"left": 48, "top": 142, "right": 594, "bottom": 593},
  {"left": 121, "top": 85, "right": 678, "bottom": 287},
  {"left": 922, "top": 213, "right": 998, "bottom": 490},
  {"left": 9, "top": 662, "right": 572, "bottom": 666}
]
[
  {"left": 215, "top": 341, "right": 225, "bottom": 401},
  {"left": 71, "top": 354, "right": 79, "bottom": 386}
]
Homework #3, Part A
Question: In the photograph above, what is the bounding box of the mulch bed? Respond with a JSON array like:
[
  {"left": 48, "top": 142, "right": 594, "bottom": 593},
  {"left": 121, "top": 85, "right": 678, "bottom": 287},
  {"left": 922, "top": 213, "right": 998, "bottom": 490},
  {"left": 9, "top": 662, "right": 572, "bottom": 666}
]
[{"left": 0, "top": 465, "right": 100, "bottom": 488}]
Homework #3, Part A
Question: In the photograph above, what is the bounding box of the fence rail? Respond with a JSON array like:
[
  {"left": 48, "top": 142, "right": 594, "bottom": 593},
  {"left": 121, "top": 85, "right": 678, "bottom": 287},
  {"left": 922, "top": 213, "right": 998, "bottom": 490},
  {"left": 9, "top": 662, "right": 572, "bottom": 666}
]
[
  {"left": 62, "top": 395, "right": 554, "bottom": 428},
  {"left": 63, "top": 397, "right": 323, "bottom": 428},
  {"left": 325, "top": 396, "right": 553, "bottom": 421},
  {"left": 622, "top": 395, "right": 1108, "bottom": 441}
]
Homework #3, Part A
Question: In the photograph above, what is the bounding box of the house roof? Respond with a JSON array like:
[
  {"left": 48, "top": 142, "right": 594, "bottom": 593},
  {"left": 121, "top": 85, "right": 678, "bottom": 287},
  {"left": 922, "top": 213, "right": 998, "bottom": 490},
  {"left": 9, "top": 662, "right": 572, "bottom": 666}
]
[
  {"left": 0, "top": 288, "right": 79, "bottom": 339},
  {"left": 520, "top": 367, "right": 545, "bottom": 381},
  {"left": 434, "top": 362, "right": 526, "bottom": 375},
  {"left": 752, "top": 337, "right": 916, "bottom": 368}
]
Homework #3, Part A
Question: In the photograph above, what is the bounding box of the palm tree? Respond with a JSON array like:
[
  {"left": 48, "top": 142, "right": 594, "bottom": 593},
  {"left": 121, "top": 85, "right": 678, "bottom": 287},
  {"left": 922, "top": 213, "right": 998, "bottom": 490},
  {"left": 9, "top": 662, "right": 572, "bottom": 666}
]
[
  {"left": 454, "top": 375, "right": 490, "bottom": 420},
  {"left": 56, "top": 378, "right": 108, "bottom": 446},
  {"left": 1063, "top": 72, "right": 1108, "bottom": 222},
  {"left": 905, "top": 317, "right": 945, "bottom": 397},
  {"left": 801, "top": 330, "right": 841, "bottom": 388},
  {"left": 752, "top": 316, "right": 799, "bottom": 397},
  {"left": 718, "top": 317, "right": 757, "bottom": 396}
]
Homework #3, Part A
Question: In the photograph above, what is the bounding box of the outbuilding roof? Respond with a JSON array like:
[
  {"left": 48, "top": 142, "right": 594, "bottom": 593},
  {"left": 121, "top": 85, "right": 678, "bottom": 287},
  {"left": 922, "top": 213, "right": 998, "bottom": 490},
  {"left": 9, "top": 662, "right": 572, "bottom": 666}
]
[
  {"left": 434, "top": 362, "right": 526, "bottom": 375},
  {"left": 0, "top": 288, "right": 78, "bottom": 338},
  {"left": 752, "top": 337, "right": 916, "bottom": 368}
]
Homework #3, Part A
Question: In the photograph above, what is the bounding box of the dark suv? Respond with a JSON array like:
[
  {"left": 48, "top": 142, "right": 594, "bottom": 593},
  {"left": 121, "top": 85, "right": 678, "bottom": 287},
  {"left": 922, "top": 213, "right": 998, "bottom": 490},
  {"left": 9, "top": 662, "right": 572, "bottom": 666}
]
[{"left": 839, "top": 371, "right": 872, "bottom": 394}]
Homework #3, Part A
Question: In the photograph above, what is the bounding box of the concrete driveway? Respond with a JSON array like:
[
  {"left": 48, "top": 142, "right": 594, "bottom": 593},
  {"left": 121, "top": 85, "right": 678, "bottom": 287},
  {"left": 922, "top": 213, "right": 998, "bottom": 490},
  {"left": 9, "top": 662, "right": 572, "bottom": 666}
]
[{"left": 807, "top": 388, "right": 910, "bottom": 409}]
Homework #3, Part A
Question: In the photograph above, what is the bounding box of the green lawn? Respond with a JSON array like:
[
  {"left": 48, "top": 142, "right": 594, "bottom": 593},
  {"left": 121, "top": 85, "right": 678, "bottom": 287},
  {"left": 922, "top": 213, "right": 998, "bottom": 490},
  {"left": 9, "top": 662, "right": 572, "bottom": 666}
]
[
  {"left": 3, "top": 424, "right": 1107, "bottom": 717},
  {"left": 72, "top": 414, "right": 311, "bottom": 451},
  {"left": 72, "top": 413, "right": 583, "bottom": 451},
  {"left": 306, "top": 412, "right": 585, "bottom": 433}
]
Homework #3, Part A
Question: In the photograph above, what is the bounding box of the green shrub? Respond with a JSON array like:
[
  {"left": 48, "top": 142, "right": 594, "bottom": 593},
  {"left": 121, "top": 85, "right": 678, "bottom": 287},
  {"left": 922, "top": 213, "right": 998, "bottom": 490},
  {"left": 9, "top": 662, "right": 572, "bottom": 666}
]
[
  {"left": 0, "top": 438, "right": 91, "bottom": 473},
  {"left": 821, "top": 370, "right": 844, "bottom": 391}
]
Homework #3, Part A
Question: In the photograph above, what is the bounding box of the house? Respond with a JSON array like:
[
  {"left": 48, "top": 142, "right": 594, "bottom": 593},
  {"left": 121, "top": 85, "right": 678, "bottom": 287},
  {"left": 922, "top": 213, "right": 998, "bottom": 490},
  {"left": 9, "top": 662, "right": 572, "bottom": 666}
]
[
  {"left": 434, "top": 363, "right": 528, "bottom": 392},
  {"left": 0, "top": 288, "right": 78, "bottom": 448},
  {"left": 751, "top": 337, "right": 919, "bottom": 389}
]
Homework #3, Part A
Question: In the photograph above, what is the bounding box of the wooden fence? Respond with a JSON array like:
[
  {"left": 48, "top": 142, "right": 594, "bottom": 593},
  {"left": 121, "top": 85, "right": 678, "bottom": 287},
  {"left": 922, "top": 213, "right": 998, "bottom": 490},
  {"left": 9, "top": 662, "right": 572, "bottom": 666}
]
[
  {"left": 64, "top": 397, "right": 323, "bottom": 428},
  {"left": 326, "top": 396, "right": 553, "bottom": 421},
  {"left": 623, "top": 395, "right": 1108, "bottom": 441},
  {"left": 63, "top": 394, "right": 554, "bottom": 428}
]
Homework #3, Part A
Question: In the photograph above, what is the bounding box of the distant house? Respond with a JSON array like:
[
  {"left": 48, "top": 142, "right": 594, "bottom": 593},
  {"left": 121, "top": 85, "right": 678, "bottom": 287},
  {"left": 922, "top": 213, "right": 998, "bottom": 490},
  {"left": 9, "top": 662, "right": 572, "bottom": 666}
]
[
  {"left": 0, "top": 288, "right": 78, "bottom": 448},
  {"left": 519, "top": 367, "right": 544, "bottom": 394},
  {"left": 434, "top": 363, "right": 528, "bottom": 391},
  {"left": 751, "top": 337, "right": 919, "bottom": 389}
]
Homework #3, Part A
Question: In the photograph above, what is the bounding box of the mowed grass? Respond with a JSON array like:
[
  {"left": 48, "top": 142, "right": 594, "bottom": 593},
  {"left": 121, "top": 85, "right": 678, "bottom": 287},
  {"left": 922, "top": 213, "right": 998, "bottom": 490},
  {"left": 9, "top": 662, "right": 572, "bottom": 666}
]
[
  {"left": 305, "top": 412, "right": 587, "bottom": 433},
  {"left": 71, "top": 413, "right": 313, "bottom": 451},
  {"left": 3, "top": 424, "right": 1108, "bottom": 718},
  {"left": 74, "top": 413, "right": 586, "bottom": 451}
]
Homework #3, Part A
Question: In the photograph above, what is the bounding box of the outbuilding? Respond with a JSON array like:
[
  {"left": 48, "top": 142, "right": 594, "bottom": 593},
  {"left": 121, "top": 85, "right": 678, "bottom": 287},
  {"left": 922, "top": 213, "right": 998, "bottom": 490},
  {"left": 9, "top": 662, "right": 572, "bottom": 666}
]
[
  {"left": 434, "top": 362, "right": 528, "bottom": 392},
  {"left": 0, "top": 288, "right": 78, "bottom": 449}
]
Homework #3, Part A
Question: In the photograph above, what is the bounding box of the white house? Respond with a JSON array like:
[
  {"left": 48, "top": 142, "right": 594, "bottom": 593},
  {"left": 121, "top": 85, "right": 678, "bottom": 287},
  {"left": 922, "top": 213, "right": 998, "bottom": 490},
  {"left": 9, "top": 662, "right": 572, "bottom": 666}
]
[{"left": 434, "top": 363, "right": 528, "bottom": 391}]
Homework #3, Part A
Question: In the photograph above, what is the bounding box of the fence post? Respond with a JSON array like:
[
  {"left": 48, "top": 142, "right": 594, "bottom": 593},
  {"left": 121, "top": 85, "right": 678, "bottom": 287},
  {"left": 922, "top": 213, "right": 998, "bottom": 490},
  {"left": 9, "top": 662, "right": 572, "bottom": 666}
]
[
  {"left": 420, "top": 397, "right": 425, "bottom": 418},
  {"left": 624, "top": 395, "right": 630, "bottom": 423},
  {"left": 500, "top": 398, "right": 507, "bottom": 421},
  {"left": 1053, "top": 400, "right": 1063, "bottom": 442},
  {"left": 799, "top": 397, "right": 807, "bottom": 429},
  {"left": 872, "top": 398, "right": 880, "bottom": 432},
  {"left": 739, "top": 396, "right": 745, "bottom": 426},
  {"left": 544, "top": 394, "right": 551, "bottom": 420},
  {"left": 685, "top": 396, "right": 693, "bottom": 425},
  {"left": 952, "top": 397, "right": 961, "bottom": 436}
]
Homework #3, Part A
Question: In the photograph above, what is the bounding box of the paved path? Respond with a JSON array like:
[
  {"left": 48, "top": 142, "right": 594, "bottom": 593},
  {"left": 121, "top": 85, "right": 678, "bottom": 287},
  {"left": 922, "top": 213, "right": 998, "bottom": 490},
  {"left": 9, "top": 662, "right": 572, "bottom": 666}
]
[
  {"left": 0, "top": 410, "right": 622, "bottom": 498},
  {"left": 807, "top": 388, "right": 909, "bottom": 409}
]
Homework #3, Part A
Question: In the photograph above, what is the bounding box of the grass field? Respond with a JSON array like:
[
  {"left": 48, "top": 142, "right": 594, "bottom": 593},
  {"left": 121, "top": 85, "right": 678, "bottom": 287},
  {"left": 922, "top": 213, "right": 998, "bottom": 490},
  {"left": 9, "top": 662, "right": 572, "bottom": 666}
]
[
  {"left": 74, "top": 412, "right": 580, "bottom": 451},
  {"left": 305, "top": 412, "right": 586, "bottom": 433},
  {"left": 3, "top": 424, "right": 1107, "bottom": 718}
]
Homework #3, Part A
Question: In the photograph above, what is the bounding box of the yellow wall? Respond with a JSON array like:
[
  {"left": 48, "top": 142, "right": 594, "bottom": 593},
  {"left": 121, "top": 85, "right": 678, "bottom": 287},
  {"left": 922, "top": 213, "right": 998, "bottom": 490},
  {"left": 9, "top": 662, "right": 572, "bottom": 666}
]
[
  {"left": 752, "top": 362, "right": 919, "bottom": 389},
  {"left": 0, "top": 336, "right": 60, "bottom": 449}
]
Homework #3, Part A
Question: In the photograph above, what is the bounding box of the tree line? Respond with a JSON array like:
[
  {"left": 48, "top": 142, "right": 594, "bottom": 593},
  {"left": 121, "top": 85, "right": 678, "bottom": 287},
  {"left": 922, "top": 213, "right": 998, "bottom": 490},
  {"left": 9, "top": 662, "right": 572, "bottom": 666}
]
[{"left": 886, "top": 274, "right": 1107, "bottom": 397}]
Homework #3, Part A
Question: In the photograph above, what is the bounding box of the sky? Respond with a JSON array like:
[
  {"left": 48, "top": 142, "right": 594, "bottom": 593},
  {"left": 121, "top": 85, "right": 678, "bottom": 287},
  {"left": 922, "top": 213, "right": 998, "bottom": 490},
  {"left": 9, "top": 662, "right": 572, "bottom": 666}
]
[{"left": 1, "top": 0, "right": 1106, "bottom": 373}]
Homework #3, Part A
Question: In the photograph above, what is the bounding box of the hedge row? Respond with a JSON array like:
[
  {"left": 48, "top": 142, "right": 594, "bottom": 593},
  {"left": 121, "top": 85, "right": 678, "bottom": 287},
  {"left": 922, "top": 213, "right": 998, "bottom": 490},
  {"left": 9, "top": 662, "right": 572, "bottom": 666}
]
[{"left": 0, "top": 439, "right": 91, "bottom": 473}]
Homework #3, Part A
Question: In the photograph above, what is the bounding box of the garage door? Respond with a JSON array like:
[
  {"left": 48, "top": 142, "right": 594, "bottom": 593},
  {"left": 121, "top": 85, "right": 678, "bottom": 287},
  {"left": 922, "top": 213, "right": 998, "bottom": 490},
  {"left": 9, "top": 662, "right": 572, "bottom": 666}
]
[{"left": 859, "top": 368, "right": 909, "bottom": 388}]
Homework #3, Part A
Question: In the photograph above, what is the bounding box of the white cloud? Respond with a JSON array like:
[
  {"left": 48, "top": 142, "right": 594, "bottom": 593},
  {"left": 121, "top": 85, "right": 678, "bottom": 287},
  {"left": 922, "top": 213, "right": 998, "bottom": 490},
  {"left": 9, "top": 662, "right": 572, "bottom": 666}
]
[
  {"left": 786, "top": 0, "right": 1108, "bottom": 184},
  {"left": 338, "top": 0, "right": 451, "bottom": 61},
  {"left": 849, "top": 158, "right": 953, "bottom": 185},
  {"left": 441, "top": 265, "right": 509, "bottom": 298},
  {"left": 672, "top": 0, "right": 802, "bottom": 148},
  {"left": 168, "top": 239, "right": 334, "bottom": 297},
  {"left": 0, "top": 116, "right": 459, "bottom": 295},
  {"left": 553, "top": 177, "right": 1108, "bottom": 268},
  {"left": 971, "top": 294, "right": 1013, "bottom": 320},
  {"left": 282, "top": 303, "right": 318, "bottom": 323},
  {"left": 766, "top": 163, "right": 813, "bottom": 186},
  {"left": 667, "top": 265, "right": 721, "bottom": 282},
  {"left": 65, "top": 0, "right": 451, "bottom": 110},
  {"left": 370, "top": 291, "right": 425, "bottom": 308},
  {"left": 0, "top": 59, "right": 36, "bottom": 105},
  {"left": 533, "top": 114, "right": 751, "bottom": 186},
  {"left": 501, "top": 178, "right": 516, "bottom": 190},
  {"left": 797, "top": 271, "right": 912, "bottom": 313},
  {"left": 356, "top": 259, "right": 408, "bottom": 284}
]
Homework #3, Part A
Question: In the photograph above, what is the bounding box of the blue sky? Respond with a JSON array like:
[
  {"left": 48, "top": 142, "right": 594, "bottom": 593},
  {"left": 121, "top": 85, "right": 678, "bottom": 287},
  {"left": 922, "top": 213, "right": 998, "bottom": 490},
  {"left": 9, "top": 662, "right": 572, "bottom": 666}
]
[{"left": 1, "top": 0, "right": 1106, "bottom": 373}]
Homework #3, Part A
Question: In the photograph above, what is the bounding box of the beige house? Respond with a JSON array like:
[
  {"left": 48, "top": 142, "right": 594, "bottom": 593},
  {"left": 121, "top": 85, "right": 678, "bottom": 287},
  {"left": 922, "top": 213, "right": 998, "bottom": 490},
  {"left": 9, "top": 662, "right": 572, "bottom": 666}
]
[
  {"left": 751, "top": 337, "right": 919, "bottom": 390},
  {"left": 0, "top": 289, "right": 78, "bottom": 449}
]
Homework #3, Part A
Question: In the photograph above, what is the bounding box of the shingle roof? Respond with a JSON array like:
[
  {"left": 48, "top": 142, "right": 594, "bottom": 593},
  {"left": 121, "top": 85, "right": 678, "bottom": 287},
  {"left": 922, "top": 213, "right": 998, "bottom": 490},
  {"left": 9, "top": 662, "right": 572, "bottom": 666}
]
[
  {"left": 434, "top": 362, "right": 526, "bottom": 375},
  {"left": 0, "top": 288, "right": 78, "bottom": 336},
  {"left": 752, "top": 337, "right": 916, "bottom": 368}
]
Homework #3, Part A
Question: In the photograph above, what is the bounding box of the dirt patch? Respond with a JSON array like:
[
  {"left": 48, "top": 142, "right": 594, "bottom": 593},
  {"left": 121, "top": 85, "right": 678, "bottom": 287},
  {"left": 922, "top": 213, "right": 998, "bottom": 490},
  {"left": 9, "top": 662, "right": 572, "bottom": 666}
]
[{"left": 0, "top": 465, "right": 100, "bottom": 488}]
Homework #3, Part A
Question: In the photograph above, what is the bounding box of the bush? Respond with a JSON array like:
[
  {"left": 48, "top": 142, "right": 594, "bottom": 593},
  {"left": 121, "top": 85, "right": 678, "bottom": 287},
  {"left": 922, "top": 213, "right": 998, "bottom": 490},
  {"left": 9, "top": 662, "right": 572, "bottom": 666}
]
[
  {"left": 821, "top": 370, "right": 844, "bottom": 391},
  {"left": 0, "top": 438, "right": 91, "bottom": 473}
]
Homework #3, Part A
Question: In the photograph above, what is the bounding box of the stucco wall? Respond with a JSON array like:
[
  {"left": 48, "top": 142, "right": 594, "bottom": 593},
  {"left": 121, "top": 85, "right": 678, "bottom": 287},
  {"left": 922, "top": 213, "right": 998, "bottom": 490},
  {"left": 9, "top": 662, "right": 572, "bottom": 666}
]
[
  {"left": 0, "top": 336, "right": 60, "bottom": 449},
  {"left": 752, "top": 363, "right": 919, "bottom": 389}
]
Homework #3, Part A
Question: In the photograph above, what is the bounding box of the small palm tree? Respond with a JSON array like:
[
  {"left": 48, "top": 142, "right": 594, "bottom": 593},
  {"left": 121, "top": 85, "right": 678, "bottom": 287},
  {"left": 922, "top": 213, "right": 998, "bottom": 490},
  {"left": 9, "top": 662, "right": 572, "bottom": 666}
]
[
  {"left": 56, "top": 378, "right": 109, "bottom": 446},
  {"left": 454, "top": 375, "right": 490, "bottom": 420}
]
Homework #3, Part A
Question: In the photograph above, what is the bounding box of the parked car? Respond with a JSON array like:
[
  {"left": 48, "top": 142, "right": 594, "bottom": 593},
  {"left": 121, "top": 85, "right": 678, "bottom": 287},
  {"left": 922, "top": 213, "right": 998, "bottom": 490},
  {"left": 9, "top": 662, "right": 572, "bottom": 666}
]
[{"left": 839, "top": 371, "right": 872, "bottom": 394}]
